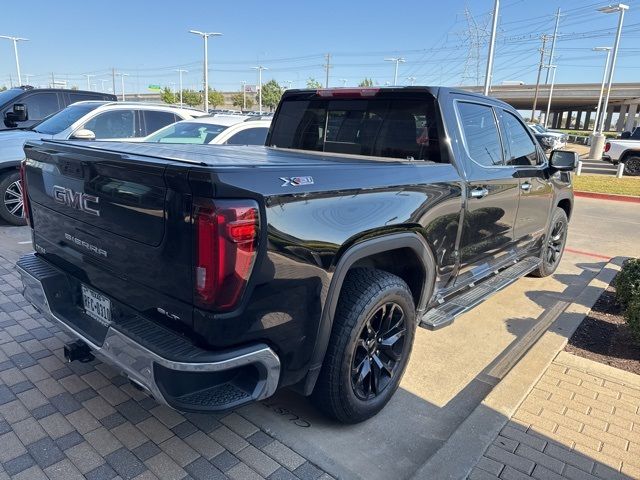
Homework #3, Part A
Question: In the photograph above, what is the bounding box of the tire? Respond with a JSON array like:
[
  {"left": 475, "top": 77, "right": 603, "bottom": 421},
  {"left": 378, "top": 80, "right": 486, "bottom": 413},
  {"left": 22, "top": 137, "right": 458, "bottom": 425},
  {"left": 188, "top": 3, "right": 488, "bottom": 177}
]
[
  {"left": 0, "top": 171, "right": 27, "bottom": 226},
  {"left": 530, "top": 207, "right": 568, "bottom": 278},
  {"left": 623, "top": 155, "right": 640, "bottom": 176},
  {"left": 312, "top": 268, "right": 416, "bottom": 423}
]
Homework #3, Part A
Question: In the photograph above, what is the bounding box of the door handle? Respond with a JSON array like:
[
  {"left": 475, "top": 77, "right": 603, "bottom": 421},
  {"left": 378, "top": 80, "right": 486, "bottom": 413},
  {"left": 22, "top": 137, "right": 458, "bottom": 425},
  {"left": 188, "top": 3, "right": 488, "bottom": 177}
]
[
  {"left": 521, "top": 182, "right": 532, "bottom": 192},
  {"left": 470, "top": 187, "right": 489, "bottom": 199}
]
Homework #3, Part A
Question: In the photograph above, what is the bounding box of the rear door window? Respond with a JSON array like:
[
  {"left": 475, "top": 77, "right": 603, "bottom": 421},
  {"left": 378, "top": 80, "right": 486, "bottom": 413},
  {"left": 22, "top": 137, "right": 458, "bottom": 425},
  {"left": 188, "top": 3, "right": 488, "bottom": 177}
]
[
  {"left": 143, "top": 111, "right": 179, "bottom": 136},
  {"left": 456, "top": 102, "right": 504, "bottom": 167},
  {"left": 268, "top": 93, "right": 443, "bottom": 162}
]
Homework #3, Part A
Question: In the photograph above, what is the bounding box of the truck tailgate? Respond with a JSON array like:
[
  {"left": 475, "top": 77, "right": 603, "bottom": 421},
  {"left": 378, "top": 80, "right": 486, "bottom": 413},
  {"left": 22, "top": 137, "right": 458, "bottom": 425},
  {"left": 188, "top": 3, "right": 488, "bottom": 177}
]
[{"left": 23, "top": 140, "right": 194, "bottom": 331}]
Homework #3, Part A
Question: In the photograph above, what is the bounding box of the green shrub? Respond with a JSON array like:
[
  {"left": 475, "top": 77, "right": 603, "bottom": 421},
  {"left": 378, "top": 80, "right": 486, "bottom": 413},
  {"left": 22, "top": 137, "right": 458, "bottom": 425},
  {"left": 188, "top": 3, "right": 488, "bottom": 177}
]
[
  {"left": 615, "top": 259, "right": 640, "bottom": 308},
  {"left": 626, "top": 298, "right": 640, "bottom": 342}
]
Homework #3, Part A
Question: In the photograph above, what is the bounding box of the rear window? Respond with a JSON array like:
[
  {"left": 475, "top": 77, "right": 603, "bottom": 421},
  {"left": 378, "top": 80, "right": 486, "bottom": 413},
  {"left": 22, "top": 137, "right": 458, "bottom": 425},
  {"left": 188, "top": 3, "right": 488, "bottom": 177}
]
[
  {"left": 145, "top": 121, "right": 228, "bottom": 144},
  {"left": 268, "top": 93, "right": 444, "bottom": 162}
]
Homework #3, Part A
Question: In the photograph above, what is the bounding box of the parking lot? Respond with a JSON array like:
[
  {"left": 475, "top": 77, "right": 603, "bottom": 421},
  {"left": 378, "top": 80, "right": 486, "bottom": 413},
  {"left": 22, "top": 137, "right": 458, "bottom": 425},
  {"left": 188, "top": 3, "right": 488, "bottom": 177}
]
[{"left": 0, "top": 195, "right": 637, "bottom": 480}]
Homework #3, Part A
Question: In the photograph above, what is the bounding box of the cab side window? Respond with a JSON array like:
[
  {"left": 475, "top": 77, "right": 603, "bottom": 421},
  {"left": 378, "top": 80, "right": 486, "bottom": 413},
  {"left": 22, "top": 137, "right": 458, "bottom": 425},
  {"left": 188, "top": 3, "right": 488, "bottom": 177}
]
[
  {"left": 500, "top": 111, "right": 539, "bottom": 166},
  {"left": 225, "top": 127, "right": 269, "bottom": 145},
  {"left": 22, "top": 93, "right": 60, "bottom": 121},
  {"left": 457, "top": 102, "right": 503, "bottom": 167},
  {"left": 83, "top": 110, "right": 137, "bottom": 139}
]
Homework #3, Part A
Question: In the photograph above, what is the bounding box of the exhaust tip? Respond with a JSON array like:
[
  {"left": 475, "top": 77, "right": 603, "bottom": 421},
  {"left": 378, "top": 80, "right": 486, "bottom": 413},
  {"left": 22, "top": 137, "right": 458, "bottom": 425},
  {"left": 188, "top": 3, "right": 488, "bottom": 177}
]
[{"left": 63, "top": 340, "right": 94, "bottom": 363}]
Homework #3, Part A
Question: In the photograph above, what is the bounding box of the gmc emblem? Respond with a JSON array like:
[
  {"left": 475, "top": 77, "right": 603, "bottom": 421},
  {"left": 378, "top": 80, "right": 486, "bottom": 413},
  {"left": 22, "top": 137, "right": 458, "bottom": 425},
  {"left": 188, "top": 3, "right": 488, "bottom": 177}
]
[{"left": 53, "top": 186, "right": 100, "bottom": 217}]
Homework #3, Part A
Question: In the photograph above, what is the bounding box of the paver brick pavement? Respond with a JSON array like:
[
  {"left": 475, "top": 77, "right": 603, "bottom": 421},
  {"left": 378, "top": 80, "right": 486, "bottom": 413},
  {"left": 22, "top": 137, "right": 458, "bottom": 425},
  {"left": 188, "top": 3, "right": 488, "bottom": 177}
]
[
  {"left": 469, "top": 355, "right": 640, "bottom": 479},
  {"left": 0, "top": 258, "right": 331, "bottom": 480}
]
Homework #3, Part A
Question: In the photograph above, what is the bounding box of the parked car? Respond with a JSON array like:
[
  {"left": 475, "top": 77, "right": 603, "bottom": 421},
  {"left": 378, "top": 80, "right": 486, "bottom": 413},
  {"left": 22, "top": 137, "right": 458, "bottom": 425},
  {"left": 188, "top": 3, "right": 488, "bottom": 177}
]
[
  {"left": 144, "top": 115, "right": 271, "bottom": 145},
  {"left": 1, "top": 86, "right": 116, "bottom": 131},
  {"left": 603, "top": 132, "right": 640, "bottom": 175},
  {"left": 18, "top": 87, "right": 575, "bottom": 423},
  {"left": 527, "top": 123, "right": 568, "bottom": 152},
  {"left": 0, "top": 101, "right": 205, "bottom": 225}
]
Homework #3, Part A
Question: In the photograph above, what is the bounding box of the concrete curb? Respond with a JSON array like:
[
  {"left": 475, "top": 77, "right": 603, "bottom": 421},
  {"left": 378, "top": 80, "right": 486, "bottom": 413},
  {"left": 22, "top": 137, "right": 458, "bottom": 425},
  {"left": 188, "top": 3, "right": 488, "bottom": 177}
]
[
  {"left": 575, "top": 191, "right": 640, "bottom": 204},
  {"left": 411, "top": 257, "right": 625, "bottom": 480}
]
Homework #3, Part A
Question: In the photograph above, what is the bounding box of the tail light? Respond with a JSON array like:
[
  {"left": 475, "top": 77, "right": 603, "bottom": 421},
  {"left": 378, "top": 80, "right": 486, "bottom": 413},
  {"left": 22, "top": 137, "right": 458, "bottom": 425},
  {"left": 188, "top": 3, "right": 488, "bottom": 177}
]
[
  {"left": 316, "top": 88, "right": 380, "bottom": 97},
  {"left": 19, "top": 160, "right": 32, "bottom": 227},
  {"left": 604, "top": 142, "right": 611, "bottom": 153},
  {"left": 193, "top": 198, "right": 259, "bottom": 311}
]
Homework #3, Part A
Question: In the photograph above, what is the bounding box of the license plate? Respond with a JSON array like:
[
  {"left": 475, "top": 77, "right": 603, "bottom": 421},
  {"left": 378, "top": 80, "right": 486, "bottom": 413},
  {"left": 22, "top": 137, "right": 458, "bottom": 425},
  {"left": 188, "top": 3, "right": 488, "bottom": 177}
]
[{"left": 81, "top": 285, "right": 111, "bottom": 327}]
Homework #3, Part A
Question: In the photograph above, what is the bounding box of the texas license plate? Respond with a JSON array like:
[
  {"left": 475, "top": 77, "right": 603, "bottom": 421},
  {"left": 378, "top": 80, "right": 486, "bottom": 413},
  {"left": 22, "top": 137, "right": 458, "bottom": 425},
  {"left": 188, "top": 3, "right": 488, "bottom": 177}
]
[{"left": 81, "top": 285, "right": 111, "bottom": 327}]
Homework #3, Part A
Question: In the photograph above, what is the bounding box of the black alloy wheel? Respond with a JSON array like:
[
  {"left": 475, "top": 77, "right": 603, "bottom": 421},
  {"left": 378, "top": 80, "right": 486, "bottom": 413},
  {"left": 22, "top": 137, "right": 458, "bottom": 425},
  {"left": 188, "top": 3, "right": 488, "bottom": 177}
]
[{"left": 351, "top": 301, "right": 407, "bottom": 400}]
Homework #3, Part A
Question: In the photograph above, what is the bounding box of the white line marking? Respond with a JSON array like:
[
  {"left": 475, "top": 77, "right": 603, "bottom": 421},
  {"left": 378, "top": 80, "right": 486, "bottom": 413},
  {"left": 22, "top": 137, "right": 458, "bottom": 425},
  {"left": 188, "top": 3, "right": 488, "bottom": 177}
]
[{"left": 18, "top": 241, "right": 32, "bottom": 244}]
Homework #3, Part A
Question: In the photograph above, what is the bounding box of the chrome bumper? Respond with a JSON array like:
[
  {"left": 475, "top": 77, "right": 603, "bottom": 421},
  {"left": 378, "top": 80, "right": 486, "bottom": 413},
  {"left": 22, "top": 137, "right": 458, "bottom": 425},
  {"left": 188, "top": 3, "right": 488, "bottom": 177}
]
[{"left": 17, "top": 253, "right": 281, "bottom": 409}]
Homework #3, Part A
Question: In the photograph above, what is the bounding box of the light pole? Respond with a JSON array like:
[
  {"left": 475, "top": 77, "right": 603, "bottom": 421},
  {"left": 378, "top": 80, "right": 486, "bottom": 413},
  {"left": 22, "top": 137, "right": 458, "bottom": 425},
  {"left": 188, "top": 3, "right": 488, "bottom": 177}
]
[
  {"left": 0, "top": 35, "right": 28, "bottom": 86},
  {"left": 189, "top": 30, "right": 223, "bottom": 112},
  {"left": 340, "top": 78, "right": 348, "bottom": 87},
  {"left": 176, "top": 69, "right": 188, "bottom": 107},
  {"left": 384, "top": 57, "right": 405, "bottom": 86},
  {"left": 83, "top": 74, "right": 94, "bottom": 91},
  {"left": 592, "top": 47, "right": 612, "bottom": 134},
  {"left": 24, "top": 74, "right": 33, "bottom": 85},
  {"left": 590, "top": 3, "right": 629, "bottom": 159},
  {"left": 241, "top": 81, "right": 247, "bottom": 110},
  {"left": 407, "top": 76, "right": 416, "bottom": 86},
  {"left": 483, "top": 0, "right": 500, "bottom": 95},
  {"left": 543, "top": 65, "right": 557, "bottom": 129},
  {"left": 99, "top": 79, "right": 108, "bottom": 92},
  {"left": 116, "top": 72, "right": 129, "bottom": 101},
  {"left": 252, "top": 66, "right": 267, "bottom": 114}
]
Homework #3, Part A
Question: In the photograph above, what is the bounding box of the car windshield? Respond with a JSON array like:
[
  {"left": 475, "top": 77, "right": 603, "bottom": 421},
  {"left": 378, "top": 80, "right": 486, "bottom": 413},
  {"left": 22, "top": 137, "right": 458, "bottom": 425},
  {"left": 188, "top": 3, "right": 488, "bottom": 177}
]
[
  {"left": 145, "top": 121, "right": 229, "bottom": 144},
  {"left": 0, "top": 88, "right": 24, "bottom": 107},
  {"left": 530, "top": 124, "right": 546, "bottom": 134},
  {"left": 33, "top": 103, "right": 100, "bottom": 135}
]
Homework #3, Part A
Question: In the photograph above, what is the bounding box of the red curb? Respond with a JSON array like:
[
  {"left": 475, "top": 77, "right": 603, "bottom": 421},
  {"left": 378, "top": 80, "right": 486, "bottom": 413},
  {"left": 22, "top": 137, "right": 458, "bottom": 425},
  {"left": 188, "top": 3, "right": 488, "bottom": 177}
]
[
  {"left": 565, "top": 247, "right": 612, "bottom": 261},
  {"left": 575, "top": 191, "right": 640, "bottom": 203}
]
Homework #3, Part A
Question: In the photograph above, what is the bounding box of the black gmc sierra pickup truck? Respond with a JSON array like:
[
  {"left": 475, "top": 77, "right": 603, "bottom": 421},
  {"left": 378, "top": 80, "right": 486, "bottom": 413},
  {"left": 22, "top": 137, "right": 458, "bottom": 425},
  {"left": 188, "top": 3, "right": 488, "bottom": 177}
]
[{"left": 17, "top": 87, "right": 577, "bottom": 423}]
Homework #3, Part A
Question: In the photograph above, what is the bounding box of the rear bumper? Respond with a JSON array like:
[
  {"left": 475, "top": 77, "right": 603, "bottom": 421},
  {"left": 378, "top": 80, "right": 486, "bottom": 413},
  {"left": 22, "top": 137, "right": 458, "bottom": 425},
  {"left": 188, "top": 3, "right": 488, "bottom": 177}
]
[{"left": 16, "top": 253, "right": 281, "bottom": 412}]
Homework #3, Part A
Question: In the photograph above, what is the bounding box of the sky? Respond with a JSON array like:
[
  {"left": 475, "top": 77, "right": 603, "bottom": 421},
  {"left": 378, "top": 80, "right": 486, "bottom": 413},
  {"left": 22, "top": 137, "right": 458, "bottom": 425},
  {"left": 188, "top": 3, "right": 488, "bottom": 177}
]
[{"left": 1, "top": 0, "right": 640, "bottom": 95}]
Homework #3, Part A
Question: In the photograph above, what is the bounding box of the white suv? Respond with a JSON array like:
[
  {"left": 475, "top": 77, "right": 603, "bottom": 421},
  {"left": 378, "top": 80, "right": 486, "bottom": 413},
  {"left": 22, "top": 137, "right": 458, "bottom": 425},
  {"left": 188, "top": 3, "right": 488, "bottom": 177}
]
[{"left": 0, "top": 102, "right": 206, "bottom": 225}]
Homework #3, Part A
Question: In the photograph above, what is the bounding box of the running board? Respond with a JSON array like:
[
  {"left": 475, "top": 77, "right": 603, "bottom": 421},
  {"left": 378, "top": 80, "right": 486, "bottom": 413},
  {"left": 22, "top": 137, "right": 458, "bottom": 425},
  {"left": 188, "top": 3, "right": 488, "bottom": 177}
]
[{"left": 419, "top": 257, "right": 542, "bottom": 330}]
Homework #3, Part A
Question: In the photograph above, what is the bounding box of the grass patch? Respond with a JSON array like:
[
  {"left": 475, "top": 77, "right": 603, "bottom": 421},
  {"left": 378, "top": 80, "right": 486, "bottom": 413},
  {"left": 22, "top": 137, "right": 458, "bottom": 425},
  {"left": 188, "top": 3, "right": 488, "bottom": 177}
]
[{"left": 574, "top": 175, "right": 640, "bottom": 196}]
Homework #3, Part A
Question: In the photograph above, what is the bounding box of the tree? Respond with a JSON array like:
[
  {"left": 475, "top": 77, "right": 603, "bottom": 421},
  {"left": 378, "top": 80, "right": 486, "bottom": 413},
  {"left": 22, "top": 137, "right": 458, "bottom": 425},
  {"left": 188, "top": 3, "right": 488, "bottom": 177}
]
[
  {"left": 0, "top": 86, "right": 7, "bottom": 92},
  {"left": 208, "top": 89, "right": 225, "bottom": 108},
  {"left": 306, "top": 78, "right": 323, "bottom": 89},
  {"left": 181, "top": 89, "right": 202, "bottom": 107},
  {"left": 260, "top": 80, "right": 283, "bottom": 111},
  {"left": 160, "top": 87, "right": 176, "bottom": 104},
  {"left": 358, "top": 78, "right": 374, "bottom": 87},
  {"left": 231, "top": 92, "right": 254, "bottom": 110}
]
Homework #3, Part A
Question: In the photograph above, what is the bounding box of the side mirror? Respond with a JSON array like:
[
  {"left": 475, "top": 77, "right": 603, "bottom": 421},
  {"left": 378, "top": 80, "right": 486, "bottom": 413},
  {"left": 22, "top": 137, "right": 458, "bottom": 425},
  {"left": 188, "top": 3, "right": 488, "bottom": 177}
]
[
  {"left": 4, "top": 103, "right": 28, "bottom": 126},
  {"left": 70, "top": 129, "right": 96, "bottom": 140},
  {"left": 549, "top": 150, "right": 578, "bottom": 171},
  {"left": 620, "top": 131, "right": 631, "bottom": 139}
]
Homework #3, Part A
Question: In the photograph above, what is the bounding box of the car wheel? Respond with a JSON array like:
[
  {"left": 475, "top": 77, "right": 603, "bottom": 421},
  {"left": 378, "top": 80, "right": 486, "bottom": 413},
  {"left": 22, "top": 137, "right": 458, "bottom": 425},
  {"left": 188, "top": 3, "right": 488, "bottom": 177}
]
[
  {"left": 312, "top": 268, "right": 416, "bottom": 423},
  {"left": 530, "top": 207, "right": 568, "bottom": 278},
  {"left": 623, "top": 156, "right": 640, "bottom": 176},
  {"left": 0, "top": 171, "right": 27, "bottom": 226}
]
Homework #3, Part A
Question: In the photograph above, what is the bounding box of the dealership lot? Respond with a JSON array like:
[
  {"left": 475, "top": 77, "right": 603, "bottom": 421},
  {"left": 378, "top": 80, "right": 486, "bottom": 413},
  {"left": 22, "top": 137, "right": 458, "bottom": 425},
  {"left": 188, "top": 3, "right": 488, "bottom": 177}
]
[{"left": 0, "top": 196, "right": 637, "bottom": 480}]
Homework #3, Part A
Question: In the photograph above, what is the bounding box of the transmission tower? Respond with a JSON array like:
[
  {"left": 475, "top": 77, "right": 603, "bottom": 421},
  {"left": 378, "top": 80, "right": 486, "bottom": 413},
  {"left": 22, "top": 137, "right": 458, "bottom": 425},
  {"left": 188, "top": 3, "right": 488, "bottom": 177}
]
[{"left": 460, "top": 7, "right": 492, "bottom": 86}]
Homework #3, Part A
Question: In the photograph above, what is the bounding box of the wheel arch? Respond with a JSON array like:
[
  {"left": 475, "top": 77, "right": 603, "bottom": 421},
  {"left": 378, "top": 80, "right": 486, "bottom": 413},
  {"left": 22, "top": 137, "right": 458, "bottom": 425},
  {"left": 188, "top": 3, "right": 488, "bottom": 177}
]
[
  {"left": 299, "top": 232, "right": 437, "bottom": 395},
  {"left": 620, "top": 149, "right": 640, "bottom": 163},
  {"left": 557, "top": 197, "right": 572, "bottom": 220}
]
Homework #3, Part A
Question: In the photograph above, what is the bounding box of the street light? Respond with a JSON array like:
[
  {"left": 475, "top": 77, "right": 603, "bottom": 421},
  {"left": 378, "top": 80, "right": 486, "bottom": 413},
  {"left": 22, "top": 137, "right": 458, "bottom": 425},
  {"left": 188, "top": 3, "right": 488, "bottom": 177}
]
[
  {"left": 115, "top": 72, "right": 129, "bottom": 101},
  {"left": 285, "top": 80, "right": 294, "bottom": 90},
  {"left": 484, "top": 0, "right": 500, "bottom": 95},
  {"left": 592, "top": 47, "right": 612, "bottom": 134},
  {"left": 189, "top": 30, "right": 223, "bottom": 112},
  {"left": 23, "top": 74, "right": 33, "bottom": 85},
  {"left": 543, "top": 65, "right": 557, "bottom": 129},
  {"left": 99, "top": 79, "right": 108, "bottom": 92},
  {"left": 407, "top": 76, "right": 417, "bottom": 86},
  {"left": 175, "top": 69, "right": 188, "bottom": 107},
  {"left": 241, "top": 80, "right": 247, "bottom": 110},
  {"left": 589, "top": 3, "right": 629, "bottom": 160},
  {"left": 252, "top": 66, "right": 268, "bottom": 114},
  {"left": 384, "top": 57, "right": 405, "bottom": 86},
  {"left": 340, "top": 78, "right": 348, "bottom": 87},
  {"left": 0, "top": 35, "right": 28, "bottom": 86},
  {"left": 82, "top": 74, "right": 94, "bottom": 91}
]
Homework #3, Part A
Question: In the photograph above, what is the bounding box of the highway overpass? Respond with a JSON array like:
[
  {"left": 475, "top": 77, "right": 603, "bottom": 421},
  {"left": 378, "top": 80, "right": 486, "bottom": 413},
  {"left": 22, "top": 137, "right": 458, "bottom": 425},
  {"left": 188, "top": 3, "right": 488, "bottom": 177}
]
[{"left": 464, "top": 82, "right": 640, "bottom": 132}]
